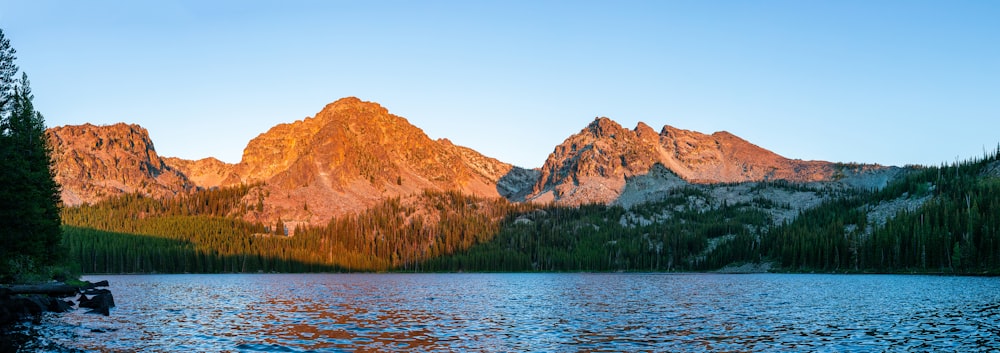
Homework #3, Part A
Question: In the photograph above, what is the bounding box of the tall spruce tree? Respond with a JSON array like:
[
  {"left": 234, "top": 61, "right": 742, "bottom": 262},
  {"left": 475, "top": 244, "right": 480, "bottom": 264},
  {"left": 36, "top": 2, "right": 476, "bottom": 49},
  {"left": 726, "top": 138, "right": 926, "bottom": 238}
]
[{"left": 0, "top": 28, "right": 63, "bottom": 281}]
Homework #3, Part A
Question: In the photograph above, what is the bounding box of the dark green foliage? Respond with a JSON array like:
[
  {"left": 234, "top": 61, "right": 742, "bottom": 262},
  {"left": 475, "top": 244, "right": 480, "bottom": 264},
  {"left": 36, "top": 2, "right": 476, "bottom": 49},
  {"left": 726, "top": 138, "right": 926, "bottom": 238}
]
[
  {"left": 763, "top": 149, "right": 1000, "bottom": 274},
  {"left": 862, "top": 161, "right": 1000, "bottom": 273},
  {"left": 422, "top": 187, "right": 772, "bottom": 272},
  {"left": 764, "top": 197, "right": 867, "bottom": 271},
  {"left": 0, "top": 29, "right": 64, "bottom": 282},
  {"left": 62, "top": 188, "right": 519, "bottom": 272},
  {"left": 62, "top": 224, "right": 344, "bottom": 274},
  {"left": 61, "top": 186, "right": 345, "bottom": 273}
]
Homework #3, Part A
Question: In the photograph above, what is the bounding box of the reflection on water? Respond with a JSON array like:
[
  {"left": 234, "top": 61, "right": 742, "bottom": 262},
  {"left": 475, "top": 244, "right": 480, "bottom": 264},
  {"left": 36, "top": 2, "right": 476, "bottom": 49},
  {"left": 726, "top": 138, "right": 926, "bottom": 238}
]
[{"left": 38, "top": 273, "right": 1000, "bottom": 352}]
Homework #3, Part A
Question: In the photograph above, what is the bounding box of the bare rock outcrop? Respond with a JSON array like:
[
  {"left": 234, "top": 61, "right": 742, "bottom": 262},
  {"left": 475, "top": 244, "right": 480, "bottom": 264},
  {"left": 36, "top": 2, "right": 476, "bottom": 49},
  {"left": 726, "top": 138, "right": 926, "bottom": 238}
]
[{"left": 46, "top": 123, "right": 194, "bottom": 206}]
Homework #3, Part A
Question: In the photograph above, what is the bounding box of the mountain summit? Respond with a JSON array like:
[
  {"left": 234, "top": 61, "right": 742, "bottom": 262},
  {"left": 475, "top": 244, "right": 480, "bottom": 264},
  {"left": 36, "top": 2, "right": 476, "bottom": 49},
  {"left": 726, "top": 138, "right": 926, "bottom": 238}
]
[{"left": 229, "top": 97, "right": 520, "bottom": 224}]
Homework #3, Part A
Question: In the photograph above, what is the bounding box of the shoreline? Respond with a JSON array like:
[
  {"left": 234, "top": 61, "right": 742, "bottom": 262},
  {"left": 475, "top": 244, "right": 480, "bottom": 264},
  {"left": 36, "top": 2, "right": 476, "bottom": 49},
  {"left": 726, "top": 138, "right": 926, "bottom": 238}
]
[{"left": 0, "top": 280, "right": 113, "bottom": 352}]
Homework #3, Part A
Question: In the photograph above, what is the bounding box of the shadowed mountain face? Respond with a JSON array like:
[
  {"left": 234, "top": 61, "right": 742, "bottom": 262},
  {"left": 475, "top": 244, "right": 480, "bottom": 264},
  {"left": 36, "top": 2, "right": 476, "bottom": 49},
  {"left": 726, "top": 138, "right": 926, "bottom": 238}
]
[{"left": 47, "top": 97, "right": 891, "bottom": 225}]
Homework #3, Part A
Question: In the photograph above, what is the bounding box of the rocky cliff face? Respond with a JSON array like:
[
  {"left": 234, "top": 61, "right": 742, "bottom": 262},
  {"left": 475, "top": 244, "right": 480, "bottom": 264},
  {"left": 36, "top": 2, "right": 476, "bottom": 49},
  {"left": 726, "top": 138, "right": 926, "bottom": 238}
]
[
  {"left": 659, "top": 125, "right": 835, "bottom": 183},
  {"left": 46, "top": 123, "right": 194, "bottom": 206},
  {"left": 527, "top": 117, "right": 841, "bottom": 205}
]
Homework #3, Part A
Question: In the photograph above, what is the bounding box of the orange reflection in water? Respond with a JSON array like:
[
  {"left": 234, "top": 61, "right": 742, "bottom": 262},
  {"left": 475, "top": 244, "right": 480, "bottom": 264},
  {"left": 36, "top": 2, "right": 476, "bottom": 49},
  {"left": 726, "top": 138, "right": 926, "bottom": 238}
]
[{"left": 244, "top": 296, "right": 442, "bottom": 352}]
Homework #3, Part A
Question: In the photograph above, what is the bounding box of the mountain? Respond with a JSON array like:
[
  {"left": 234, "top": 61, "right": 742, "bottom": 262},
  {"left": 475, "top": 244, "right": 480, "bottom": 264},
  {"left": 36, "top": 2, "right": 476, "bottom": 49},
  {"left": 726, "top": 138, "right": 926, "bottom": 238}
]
[
  {"left": 229, "top": 97, "right": 522, "bottom": 225},
  {"left": 46, "top": 97, "right": 898, "bottom": 224},
  {"left": 526, "top": 117, "right": 840, "bottom": 204},
  {"left": 45, "top": 123, "right": 194, "bottom": 206},
  {"left": 62, "top": 97, "right": 1000, "bottom": 275},
  {"left": 47, "top": 99, "right": 528, "bottom": 225}
]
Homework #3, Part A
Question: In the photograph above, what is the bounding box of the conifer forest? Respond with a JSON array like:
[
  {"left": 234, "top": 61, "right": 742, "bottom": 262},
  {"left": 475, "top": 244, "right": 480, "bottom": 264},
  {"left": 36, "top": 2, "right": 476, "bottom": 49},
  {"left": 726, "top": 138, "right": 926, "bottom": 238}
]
[{"left": 60, "top": 151, "right": 1000, "bottom": 275}]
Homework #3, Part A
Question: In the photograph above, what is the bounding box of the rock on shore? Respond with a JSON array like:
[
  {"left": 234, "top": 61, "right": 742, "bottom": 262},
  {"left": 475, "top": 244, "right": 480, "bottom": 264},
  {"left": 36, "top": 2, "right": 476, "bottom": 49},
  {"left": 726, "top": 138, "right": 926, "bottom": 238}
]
[
  {"left": 0, "top": 280, "right": 114, "bottom": 351},
  {"left": 0, "top": 280, "right": 115, "bottom": 322}
]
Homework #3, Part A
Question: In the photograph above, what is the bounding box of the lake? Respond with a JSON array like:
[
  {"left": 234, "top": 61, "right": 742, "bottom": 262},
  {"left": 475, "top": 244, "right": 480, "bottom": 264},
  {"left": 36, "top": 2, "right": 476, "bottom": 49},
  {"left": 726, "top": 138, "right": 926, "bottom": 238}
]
[{"left": 33, "top": 273, "right": 1000, "bottom": 352}]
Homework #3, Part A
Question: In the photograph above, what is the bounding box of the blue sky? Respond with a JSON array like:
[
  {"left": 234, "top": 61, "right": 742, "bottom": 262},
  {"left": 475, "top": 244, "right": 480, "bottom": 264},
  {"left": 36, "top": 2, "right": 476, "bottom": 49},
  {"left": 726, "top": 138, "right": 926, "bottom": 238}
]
[{"left": 2, "top": 1, "right": 998, "bottom": 168}]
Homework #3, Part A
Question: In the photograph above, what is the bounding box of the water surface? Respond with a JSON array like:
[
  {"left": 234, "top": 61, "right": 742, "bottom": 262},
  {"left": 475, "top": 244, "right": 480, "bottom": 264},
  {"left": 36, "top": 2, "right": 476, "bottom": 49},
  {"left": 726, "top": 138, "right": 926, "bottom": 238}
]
[{"left": 38, "top": 273, "right": 1000, "bottom": 352}]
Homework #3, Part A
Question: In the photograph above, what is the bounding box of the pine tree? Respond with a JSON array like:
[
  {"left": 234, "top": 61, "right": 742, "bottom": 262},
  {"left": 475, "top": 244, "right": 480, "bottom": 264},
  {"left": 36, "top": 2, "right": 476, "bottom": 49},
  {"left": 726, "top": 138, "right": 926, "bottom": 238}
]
[{"left": 0, "top": 28, "right": 64, "bottom": 281}]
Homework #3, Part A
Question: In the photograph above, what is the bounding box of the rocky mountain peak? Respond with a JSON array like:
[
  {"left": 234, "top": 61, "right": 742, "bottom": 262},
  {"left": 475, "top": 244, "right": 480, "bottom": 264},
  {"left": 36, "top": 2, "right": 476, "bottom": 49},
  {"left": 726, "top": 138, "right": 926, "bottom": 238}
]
[
  {"left": 634, "top": 122, "right": 659, "bottom": 141},
  {"left": 229, "top": 97, "right": 520, "bottom": 225},
  {"left": 236, "top": 97, "right": 405, "bottom": 181},
  {"left": 46, "top": 123, "right": 194, "bottom": 206},
  {"left": 527, "top": 117, "right": 847, "bottom": 205},
  {"left": 48, "top": 123, "right": 160, "bottom": 166},
  {"left": 585, "top": 117, "right": 626, "bottom": 138},
  {"left": 314, "top": 97, "right": 394, "bottom": 126},
  {"left": 529, "top": 118, "right": 664, "bottom": 204}
]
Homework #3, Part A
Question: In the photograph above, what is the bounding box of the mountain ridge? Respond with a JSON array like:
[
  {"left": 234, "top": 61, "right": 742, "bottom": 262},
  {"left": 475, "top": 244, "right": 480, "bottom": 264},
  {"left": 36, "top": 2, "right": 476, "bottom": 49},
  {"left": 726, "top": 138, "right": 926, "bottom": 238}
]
[
  {"left": 525, "top": 117, "right": 847, "bottom": 205},
  {"left": 46, "top": 97, "right": 897, "bottom": 225}
]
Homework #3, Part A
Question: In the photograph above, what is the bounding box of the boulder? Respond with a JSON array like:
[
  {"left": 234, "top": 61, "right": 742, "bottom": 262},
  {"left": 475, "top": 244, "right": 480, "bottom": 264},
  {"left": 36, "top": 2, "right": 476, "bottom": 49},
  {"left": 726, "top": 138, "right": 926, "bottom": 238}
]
[{"left": 80, "top": 291, "right": 115, "bottom": 316}]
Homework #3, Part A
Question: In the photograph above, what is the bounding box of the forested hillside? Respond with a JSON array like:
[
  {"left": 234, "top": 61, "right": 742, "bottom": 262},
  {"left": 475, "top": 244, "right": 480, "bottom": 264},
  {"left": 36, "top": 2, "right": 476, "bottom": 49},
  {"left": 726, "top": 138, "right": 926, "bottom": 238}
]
[
  {"left": 427, "top": 149, "right": 1000, "bottom": 274},
  {"left": 61, "top": 150, "right": 1000, "bottom": 275},
  {"left": 62, "top": 187, "right": 523, "bottom": 273},
  {"left": 766, "top": 151, "right": 1000, "bottom": 273},
  {"left": 421, "top": 188, "right": 772, "bottom": 272}
]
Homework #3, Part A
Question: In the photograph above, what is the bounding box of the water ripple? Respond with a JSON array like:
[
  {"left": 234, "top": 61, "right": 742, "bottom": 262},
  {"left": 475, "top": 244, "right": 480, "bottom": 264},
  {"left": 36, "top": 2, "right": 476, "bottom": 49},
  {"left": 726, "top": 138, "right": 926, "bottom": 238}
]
[{"left": 35, "top": 273, "right": 1000, "bottom": 352}]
